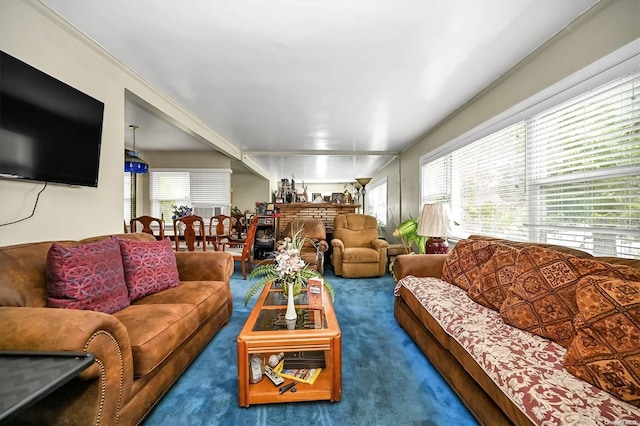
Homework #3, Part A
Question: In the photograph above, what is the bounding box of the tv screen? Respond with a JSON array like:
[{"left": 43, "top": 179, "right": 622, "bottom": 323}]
[{"left": 0, "top": 51, "right": 104, "bottom": 187}]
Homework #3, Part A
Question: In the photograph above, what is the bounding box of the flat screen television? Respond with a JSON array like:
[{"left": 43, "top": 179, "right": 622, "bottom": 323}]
[{"left": 0, "top": 51, "right": 104, "bottom": 187}]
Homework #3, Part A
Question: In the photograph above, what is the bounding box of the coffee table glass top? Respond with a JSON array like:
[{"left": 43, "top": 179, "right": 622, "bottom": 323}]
[
  {"left": 264, "top": 290, "right": 309, "bottom": 306},
  {"left": 252, "top": 307, "right": 326, "bottom": 331}
]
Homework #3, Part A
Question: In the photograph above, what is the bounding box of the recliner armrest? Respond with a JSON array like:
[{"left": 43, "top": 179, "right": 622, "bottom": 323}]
[{"left": 371, "top": 239, "right": 389, "bottom": 249}]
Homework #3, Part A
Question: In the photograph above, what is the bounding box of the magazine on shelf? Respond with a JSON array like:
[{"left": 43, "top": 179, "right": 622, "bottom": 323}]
[{"left": 274, "top": 361, "right": 322, "bottom": 385}]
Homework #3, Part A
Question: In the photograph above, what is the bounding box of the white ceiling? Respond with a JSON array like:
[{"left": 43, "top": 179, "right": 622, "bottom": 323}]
[{"left": 43, "top": 0, "right": 598, "bottom": 183}]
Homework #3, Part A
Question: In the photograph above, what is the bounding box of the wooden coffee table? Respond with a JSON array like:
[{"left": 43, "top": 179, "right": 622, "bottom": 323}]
[{"left": 237, "top": 281, "right": 342, "bottom": 407}]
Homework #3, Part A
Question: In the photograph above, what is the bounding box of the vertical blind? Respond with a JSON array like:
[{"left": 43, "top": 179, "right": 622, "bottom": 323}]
[{"left": 421, "top": 71, "right": 640, "bottom": 258}]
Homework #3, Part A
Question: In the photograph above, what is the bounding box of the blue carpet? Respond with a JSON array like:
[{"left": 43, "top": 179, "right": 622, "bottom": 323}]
[{"left": 142, "top": 265, "right": 479, "bottom": 426}]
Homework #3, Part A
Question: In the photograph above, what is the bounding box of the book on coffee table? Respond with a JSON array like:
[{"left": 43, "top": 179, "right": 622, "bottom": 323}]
[{"left": 274, "top": 362, "right": 322, "bottom": 385}]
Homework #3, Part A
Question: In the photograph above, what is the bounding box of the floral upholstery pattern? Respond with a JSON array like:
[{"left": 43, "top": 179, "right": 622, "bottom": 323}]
[
  {"left": 117, "top": 237, "right": 180, "bottom": 301},
  {"left": 395, "top": 275, "right": 640, "bottom": 424},
  {"left": 46, "top": 238, "right": 130, "bottom": 313},
  {"left": 468, "top": 244, "right": 519, "bottom": 311},
  {"left": 500, "top": 246, "right": 640, "bottom": 348},
  {"left": 441, "top": 239, "right": 501, "bottom": 291},
  {"left": 565, "top": 275, "right": 640, "bottom": 406}
]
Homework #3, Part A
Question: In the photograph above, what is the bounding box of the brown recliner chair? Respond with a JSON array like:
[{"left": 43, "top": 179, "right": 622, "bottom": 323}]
[
  {"left": 331, "top": 213, "right": 388, "bottom": 278},
  {"left": 282, "top": 218, "right": 329, "bottom": 274}
]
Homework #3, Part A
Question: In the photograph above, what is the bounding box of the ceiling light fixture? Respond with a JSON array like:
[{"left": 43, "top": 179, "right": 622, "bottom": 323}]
[{"left": 124, "top": 124, "right": 148, "bottom": 174}]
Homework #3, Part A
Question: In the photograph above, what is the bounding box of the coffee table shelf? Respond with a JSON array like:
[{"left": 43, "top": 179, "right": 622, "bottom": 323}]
[{"left": 237, "top": 282, "right": 341, "bottom": 407}]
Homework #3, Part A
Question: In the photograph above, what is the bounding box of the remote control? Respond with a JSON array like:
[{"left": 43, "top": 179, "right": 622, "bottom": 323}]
[{"left": 264, "top": 365, "right": 285, "bottom": 386}]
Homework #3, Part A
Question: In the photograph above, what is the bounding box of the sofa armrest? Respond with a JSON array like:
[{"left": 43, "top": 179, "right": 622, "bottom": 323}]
[
  {"left": 0, "top": 306, "right": 133, "bottom": 381},
  {"left": 175, "top": 251, "right": 234, "bottom": 282},
  {"left": 0, "top": 306, "right": 135, "bottom": 424},
  {"left": 394, "top": 254, "right": 448, "bottom": 280}
]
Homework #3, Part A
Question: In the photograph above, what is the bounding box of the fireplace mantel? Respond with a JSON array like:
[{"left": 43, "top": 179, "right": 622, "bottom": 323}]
[{"left": 275, "top": 203, "right": 360, "bottom": 237}]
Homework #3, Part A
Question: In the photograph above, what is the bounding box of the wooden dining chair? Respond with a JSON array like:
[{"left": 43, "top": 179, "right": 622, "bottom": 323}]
[
  {"left": 220, "top": 215, "right": 259, "bottom": 279},
  {"left": 208, "top": 214, "right": 233, "bottom": 250},
  {"left": 173, "top": 215, "right": 206, "bottom": 251},
  {"left": 130, "top": 215, "right": 165, "bottom": 239}
]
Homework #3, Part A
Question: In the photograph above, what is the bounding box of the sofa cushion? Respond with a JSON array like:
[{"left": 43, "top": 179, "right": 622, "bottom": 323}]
[
  {"left": 395, "top": 275, "right": 640, "bottom": 424},
  {"left": 113, "top": 303, "right": 200, "bottom": 377},
  {"left": 468, "top": 244, "right": 519, "bottom": 311},
  {"left": 117, "top": 238, "right": 180, "bottom": 301},
  {"left": 133, "top": 281, "right": 229, "bottom": 324},
  {"left": 500, "top": 246, "right": 640, "bottom": 348},
  {"left": 564, "top": 275, "right": 640, "bottom": 406},
  {"left": 46, "top": 239, "right": 130, "bottom": 314},
  {"left": 342, "top": 247, "right": 380, "bottom": 263},
  {"left": 441, "top": 239, "right": 501, "bottom": 291}
]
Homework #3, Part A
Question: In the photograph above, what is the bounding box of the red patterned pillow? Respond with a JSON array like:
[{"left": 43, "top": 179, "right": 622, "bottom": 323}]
[
  {"left": 117, "top": 238, "right": 180, "bottom": 301},
  {"left": 500, "top": 246, "right": 640, "bottom": 348},
  {"left": 468, "top": 245, "right": 519, "bottom": 311},
  {"left": 564, "top": 275, "right": 640, "bottom": 406},
  {"left": 441, "top": 239, "right": 501, "bottom": 291},
  {"left": 46, "top": 238, "right": 130, "bottom": 314}
]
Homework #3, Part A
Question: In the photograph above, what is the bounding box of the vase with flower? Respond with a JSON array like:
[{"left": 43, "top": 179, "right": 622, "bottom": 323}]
[
  {"left": 246, "top": 229, "right": 335, "bottom": 327},
  {"left": 171, "top": 205, "right": 193, "bottom": 235}
]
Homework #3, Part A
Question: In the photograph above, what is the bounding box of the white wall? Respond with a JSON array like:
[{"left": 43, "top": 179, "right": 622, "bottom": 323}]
[
  {"left": 231, "top": 173, "right": 270, "bottom": 214},
  {"left": 0, "top": 1, "right": 240, "bottom": 245}
]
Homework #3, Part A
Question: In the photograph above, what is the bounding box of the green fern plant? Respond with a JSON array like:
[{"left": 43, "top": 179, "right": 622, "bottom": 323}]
[{"left": 244, "top": 229, "right": 335, "bottom": 306}]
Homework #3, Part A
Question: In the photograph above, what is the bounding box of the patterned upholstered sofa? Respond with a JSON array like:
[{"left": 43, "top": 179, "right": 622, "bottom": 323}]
[
  {"left": 0, "top": 233, "right": 234, "bottom": 425},
  {"left": 394, "top": 235, "right": 640, "bottom": 425}
]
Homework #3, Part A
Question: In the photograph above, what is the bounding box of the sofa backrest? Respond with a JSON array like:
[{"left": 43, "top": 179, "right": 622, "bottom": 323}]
[
  {"left": 334, "top": 214, "right": 379, "bottom": 248},
  {"left": 0, "top": 233, "right": 156, "bottom": 308},
  {"left": 468, "top": 234, "right": 640, "bottom": 272}
]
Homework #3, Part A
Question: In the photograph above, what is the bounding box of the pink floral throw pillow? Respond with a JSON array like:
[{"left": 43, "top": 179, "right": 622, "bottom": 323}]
[
  {"left": 117, "top": 238, "right": 180, "bottom": 301},
  {"left": 46, "top": 238, "right": 130, "bottom": 314}
]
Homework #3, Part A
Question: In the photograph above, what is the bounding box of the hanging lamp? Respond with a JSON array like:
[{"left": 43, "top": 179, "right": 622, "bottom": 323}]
[{"left": 124, "top": 124, "right": 148, "bottom": 174}]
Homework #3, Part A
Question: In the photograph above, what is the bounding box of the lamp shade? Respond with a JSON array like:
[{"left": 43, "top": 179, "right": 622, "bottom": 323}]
[
  {"left": 124, "top": 149, "right": 149, "bottom": 174},
  {"left": 417, "top": 203, "right": 453, "bottom": 237},
  {"left": 355, "top": 177, "right": 372, "bottom": 187}
]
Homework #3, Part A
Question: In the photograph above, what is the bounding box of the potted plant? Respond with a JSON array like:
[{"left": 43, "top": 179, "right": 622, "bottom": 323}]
[
  {"left": 245, "top": 229, "right": 335, "bottom": 306},
  {"left": 393, "top": 215, "right": 428, "bottom": 254}
]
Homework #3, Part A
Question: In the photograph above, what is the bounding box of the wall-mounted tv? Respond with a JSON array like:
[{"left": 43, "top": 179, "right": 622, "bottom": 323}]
[{"left": 0, "top": 51, "right": 104, "bottom": 187}]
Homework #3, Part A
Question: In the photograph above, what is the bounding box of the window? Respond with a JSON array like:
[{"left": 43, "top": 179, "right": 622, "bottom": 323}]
[
  {"left": 367, "top": 178, "right": 388, "bottom": 231},
  {"left": 124, "top": 173, "right": 131, "bottom": 224},
  {"left": 421, "top": 71, "right": 640, "bottom": 258},
  {"left": 149, "top": 169, "right": 231, "bottom": 228}
]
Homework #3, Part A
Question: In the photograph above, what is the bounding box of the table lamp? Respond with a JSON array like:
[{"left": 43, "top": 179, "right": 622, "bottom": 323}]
[{"left": 417, "top": 203, "right": 453, "bottom": 254}]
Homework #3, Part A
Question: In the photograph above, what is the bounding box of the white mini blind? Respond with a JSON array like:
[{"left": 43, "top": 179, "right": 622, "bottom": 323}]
[
  {"left": 124, "top": 173, "right": 131, "bottom": 224},
  {"left": 367, "top": 178, "right": 388, "bottom": 227},
  {"left": 421, "top": 156, "right": 449, "bottom": 204},
  {"left": 150, "top": 169, "right": 231, "bottom": 227},
  {"left": 451, "top": 122, "right": 527, "bottom": 239},
  {"left": 527, "top": 72, "right": 640, "bottom": 257},
  {"left": 421, "top": 71, "right": 640, "bottom": 259}
]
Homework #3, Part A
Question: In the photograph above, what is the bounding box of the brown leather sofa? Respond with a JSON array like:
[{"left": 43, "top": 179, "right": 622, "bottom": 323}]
[
  {"left": 331, "top": 213, "right": 388, "bottom": 278},
  {"left": 393, "top": 235, "right": 640, "bottom": 425},
  {"left": 282, "top": 218, "right": 329, "bottom": 274},
  {"left": 0, "top": 233, "right": 234, "bottom": 426}
]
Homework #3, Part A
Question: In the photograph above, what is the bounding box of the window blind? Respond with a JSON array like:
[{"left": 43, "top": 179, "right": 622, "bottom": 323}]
[
  {"left": 451, "top": 122, "right": 527, "bottom": 239},
  {"left": 527, "top": 72, "right": 640, "bottom": 256},
  {"left": 149, "top": 169, "right": 231, "bottom": 227},
  {"left": 367, "top": 178, "right": 388, "bottom": 227},
  {"left": 421, "top": 71, "right": 640, "bottom": 259},
  {"left": 124, "top": 173, "right": 131, "bottom": 224}
]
